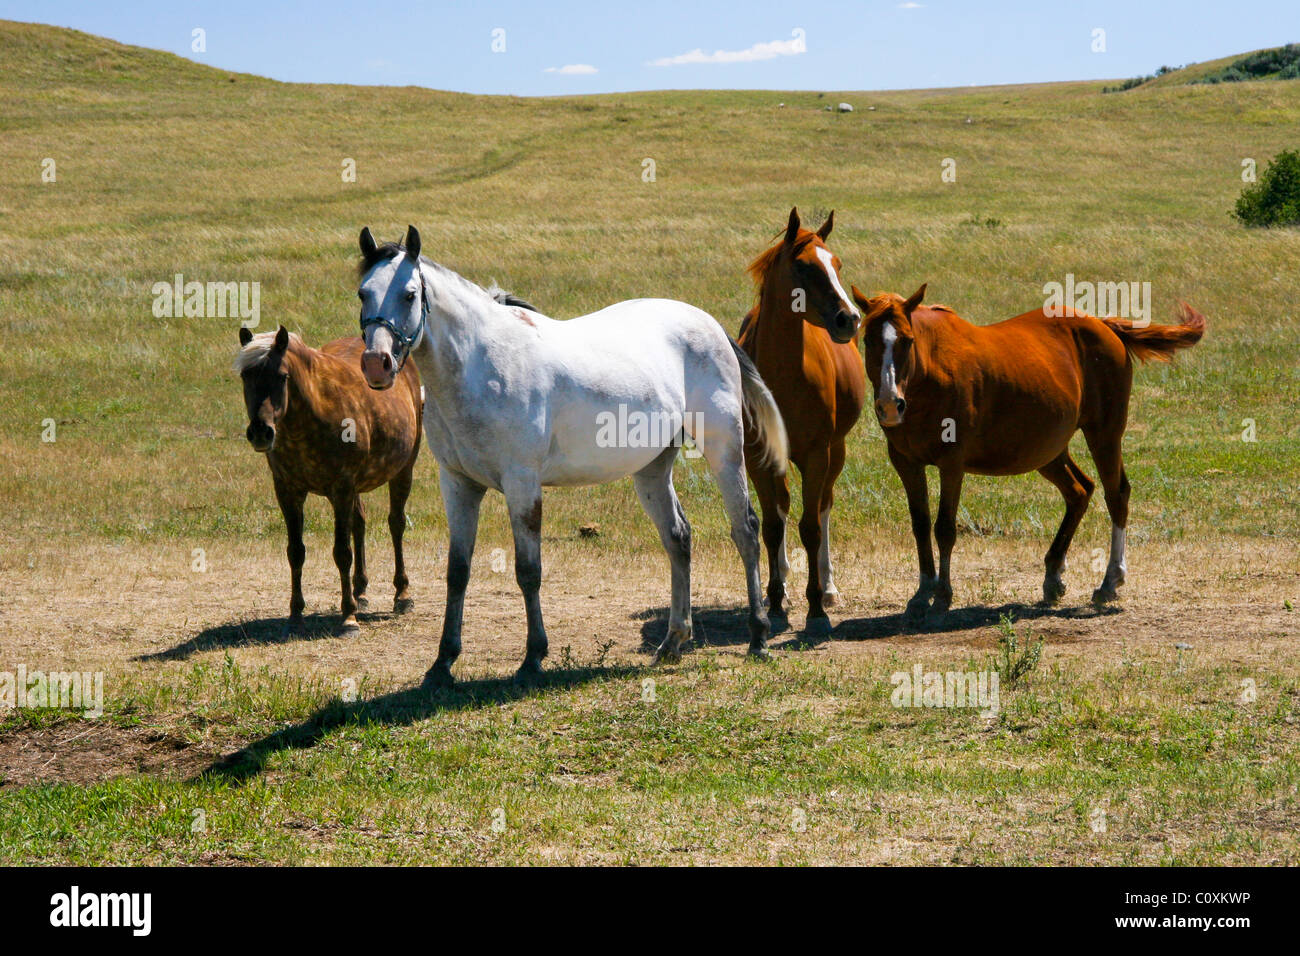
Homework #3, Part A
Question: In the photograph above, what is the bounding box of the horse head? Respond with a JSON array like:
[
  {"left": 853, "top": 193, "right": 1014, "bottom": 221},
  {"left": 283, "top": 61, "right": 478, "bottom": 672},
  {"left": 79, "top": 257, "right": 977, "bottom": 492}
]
[
  {"left": 750, "top": 207, "right": 860, "bottom": 343},
  {"left": 234, "top": 325, "right": 293, "bottom": 451},
  {"left": 357, "top": 224, "right": 429, "bottom": 390},
  {"left": 853, "top": 284, "right": 926, "bottom": 427}
]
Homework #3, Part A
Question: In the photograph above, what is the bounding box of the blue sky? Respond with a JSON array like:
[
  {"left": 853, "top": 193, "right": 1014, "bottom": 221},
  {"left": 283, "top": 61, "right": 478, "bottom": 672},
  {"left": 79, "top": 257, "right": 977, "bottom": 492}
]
[{"left": 5, "top": 0, "right": 1296, "bottom": 95}]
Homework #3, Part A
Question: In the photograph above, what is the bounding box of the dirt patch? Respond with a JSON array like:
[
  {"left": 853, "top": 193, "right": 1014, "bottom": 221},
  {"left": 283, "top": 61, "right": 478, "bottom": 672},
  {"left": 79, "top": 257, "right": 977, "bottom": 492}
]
[{"left": 0, "top": 722, "right": 216, "bottom": 789}]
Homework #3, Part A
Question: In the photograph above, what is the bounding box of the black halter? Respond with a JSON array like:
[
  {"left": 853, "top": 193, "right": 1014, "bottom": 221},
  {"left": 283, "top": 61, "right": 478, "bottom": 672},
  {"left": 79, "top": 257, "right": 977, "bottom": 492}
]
[{"left": 359, "top": 265, "right": 430, "bottom": 375}]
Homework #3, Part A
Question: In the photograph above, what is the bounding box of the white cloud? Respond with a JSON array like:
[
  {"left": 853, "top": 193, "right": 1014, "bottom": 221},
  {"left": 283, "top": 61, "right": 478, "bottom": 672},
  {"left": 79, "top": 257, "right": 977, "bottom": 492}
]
[
  {"left": 648, "top": 32, "right": 807, "bottom": 67},
  {"left": 898, "top": 2, "right": 925, "bottom": 8},
  {"left": 544, "top": 64, "right": 598, "bottom": 75}
]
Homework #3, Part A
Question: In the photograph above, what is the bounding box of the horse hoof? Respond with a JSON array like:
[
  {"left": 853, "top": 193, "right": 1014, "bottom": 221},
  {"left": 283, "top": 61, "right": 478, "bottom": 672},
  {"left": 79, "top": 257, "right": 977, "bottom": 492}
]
[
  {"left": 282, "top": 616, "right": 306, "bottom": 638},
  {"left": 804, "top": 615, "right": 832, "bottom": 637},
  {"left": 393, "top": 597, "right": 415, "bottom": 615},
  {"left": 1091, "top": 586, "right": 1120, "bottom": 605},
  {"left": 923, "top": 608, "right": 948, "bottom": 630},
  {"left": 339, "top": 619, "right": 361, "bottom": 637},
  {"left": 422, "top": 666, "right": 455, "bottom": 691},
  {"left": 747, "top": 645, "right": 772, "bottom": 661},
  {"left": 653, "top": 643, "right": 682, "bottom": 665},
  {"left": 1042, "top": 580, "right": 1066, "bottom": 605},
  {"left": 354, "top": 595, "right": 369, "bottom": 610},
  {"left": 514, "top": 660, "right": 545, "bottom": 685},
  {"left": 822, "top": 589, "right": 840, "bottom": 608}
]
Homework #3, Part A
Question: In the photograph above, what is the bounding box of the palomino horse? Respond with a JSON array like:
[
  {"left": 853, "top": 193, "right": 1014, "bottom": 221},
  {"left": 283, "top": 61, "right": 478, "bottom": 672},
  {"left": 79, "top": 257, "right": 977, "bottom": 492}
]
[
  {"left": 235, "top": 325, "right": 423, "bottom": 634},
  {"left": 737, "top": 208, "right": 865, "bottom": 634},
  {"left": 355, "top": 226, "right": 788, "bottom": 687},
  {"left": 847, "top": 285, "right": 1205, "bottom": 623}
]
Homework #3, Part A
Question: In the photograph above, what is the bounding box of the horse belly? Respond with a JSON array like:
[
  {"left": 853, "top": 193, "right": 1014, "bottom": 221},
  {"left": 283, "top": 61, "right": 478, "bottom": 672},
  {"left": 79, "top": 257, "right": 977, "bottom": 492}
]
[
  {"left": 541, "top": 396, "right": 684, "bottom": 485},
  {"left": 963, "top": 409, "right": 1077, "bottom": 475}
]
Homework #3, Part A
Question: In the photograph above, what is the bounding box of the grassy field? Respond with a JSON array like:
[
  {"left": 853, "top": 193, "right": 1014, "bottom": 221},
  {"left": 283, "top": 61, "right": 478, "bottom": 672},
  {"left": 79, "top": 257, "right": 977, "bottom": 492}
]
[{"left": 0, "top": 22, "right": 1298, "bottom": 864}]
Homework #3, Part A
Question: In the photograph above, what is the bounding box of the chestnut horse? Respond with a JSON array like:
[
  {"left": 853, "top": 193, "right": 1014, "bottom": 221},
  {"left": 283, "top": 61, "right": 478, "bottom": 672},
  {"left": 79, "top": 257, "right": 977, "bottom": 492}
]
[
  {"left": 848, "top": 285, "right": 1205, "bottom": 623},
  {"left": 235, "top": 325, "right": 423, "bottom": 634},
  {"left": 737, "top": 208, "right": 865, "bottom": 634}
]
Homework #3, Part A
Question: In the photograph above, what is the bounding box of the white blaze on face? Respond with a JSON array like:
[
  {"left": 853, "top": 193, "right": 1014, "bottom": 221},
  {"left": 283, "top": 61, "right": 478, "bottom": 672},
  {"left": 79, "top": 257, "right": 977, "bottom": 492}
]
[
  {"left": 814, "top": 246, "right": 858, "bottom": 317},
  {"left": 879, "top": 321, "right": 899, "bottom": 402}
]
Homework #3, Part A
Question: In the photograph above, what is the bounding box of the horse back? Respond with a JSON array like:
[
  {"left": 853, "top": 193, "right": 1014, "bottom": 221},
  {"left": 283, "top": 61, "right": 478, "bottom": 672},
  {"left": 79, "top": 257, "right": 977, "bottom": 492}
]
[{"left": 272, "top": 337, "right": 422, "bottom": 496}]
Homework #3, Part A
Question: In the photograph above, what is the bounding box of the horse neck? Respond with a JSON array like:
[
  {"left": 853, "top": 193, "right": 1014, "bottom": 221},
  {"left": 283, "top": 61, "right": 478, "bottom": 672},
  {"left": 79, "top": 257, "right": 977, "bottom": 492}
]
[
  {"left": 280, "top": 343, "right": 328, "bottom": 431},
  {"left": 419, "top": 264, "right": 520, "bottom": 381},
  {"left": 750, "top": 267, "right": 806, "bottom": 348}
]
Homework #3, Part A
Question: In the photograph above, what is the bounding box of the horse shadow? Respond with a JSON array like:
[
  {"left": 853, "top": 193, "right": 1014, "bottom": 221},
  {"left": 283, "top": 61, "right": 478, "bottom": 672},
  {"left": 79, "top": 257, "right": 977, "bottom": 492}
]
[
  {"left": 802, "top": 601, "right": 1121, "bottom": 648},
  {"left": 200, "top": 663, "right": 643, "bottom": 784},
  {"left": 133, "top": 608, "right": 403, "bottom": 663},
  {"left": 633, "top": 600, "right": 1120, "bottom": 653},
  {"left": 632, "top": 602, "right": 794, "bottom": 655}
]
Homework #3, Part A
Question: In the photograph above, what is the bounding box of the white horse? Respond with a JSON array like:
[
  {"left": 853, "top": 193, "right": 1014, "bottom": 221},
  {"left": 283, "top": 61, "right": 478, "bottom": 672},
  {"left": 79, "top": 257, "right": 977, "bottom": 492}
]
[{"left": 356, "top": 225, "right": 789, "bottom": 688}]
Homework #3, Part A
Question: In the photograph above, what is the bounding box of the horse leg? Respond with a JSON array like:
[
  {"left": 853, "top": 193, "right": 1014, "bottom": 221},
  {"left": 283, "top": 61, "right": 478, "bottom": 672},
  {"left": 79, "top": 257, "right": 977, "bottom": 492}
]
[
  {"left": 929, "top": 465, "right": 964, "bottom": 623},
  {"left": 1037, "top": 451, "right": 1094, "bottom": 604},
  {"left": 1083, "top": 426, "right": 1131, "bottom": 604},
  {"left": 797, "top": 445, "right": 832, "bottom": 636},
  {"left": 424, "top": 469, "right": 486, "bottom": 690},
  {"left": 351, "top": 497, "right": 368, "bottom": 610},
  {"left": 747, "top": 457, "right": 790, "bottom": 617},
  {"left": 634, "top": 445, "right": 693, "bottom": 663},
  {"left": 818, "top": 437, "right": 848, "bottom": 607},
  {"left": 389, "top": 463, "right": 415, "bottom": 614},
  {"left": 274, "top": 477, "right": 307, "bottom": 635},
  {"left": 330, "top": 492, "right": 360, "bottom": 634},
  {"left": 699, "top": 430, "right": 770, "bottom": 658},
  {"left": 503, "top": 470, "right": 548, "bottom": 683},
  {"left": 889, "top": 445, "right": 936, "bottom": 622}
]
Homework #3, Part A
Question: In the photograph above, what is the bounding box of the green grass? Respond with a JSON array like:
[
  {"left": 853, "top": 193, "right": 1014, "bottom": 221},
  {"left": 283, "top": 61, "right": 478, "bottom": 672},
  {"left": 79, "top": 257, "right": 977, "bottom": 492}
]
[
  {"left": 1, "top": 22, "right": 1298, "bottom": 864},
  {"left": 2, "top": 642, "right": 1296, "bottom": 865}
]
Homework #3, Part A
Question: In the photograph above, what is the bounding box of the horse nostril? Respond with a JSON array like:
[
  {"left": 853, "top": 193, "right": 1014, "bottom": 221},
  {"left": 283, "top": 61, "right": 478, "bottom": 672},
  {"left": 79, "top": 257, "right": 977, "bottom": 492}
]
[
  {"left": 381, "top": 353, "right": 392, "bottom": 372},
  {"left": 896, "top": 399, "right": 906, "bottom": 414}
]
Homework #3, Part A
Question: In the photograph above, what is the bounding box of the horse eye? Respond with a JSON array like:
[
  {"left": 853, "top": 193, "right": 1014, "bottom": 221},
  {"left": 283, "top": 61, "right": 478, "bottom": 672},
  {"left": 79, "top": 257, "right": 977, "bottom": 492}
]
[
  {"left": 405, "top": 291, "right": 416, "bottom": 302},
  {"left": 357, "top": 291, "right": 364, "bottom": 301}
]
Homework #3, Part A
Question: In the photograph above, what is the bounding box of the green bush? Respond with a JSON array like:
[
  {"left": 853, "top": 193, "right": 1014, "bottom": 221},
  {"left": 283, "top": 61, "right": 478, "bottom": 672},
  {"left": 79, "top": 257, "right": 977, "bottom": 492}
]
[
  {"left": 1235, "top": 149, "right": 1300, "bottom": 227},
  {"left": 1193, "top": 43, "right": 1300, "bottom": 84}
]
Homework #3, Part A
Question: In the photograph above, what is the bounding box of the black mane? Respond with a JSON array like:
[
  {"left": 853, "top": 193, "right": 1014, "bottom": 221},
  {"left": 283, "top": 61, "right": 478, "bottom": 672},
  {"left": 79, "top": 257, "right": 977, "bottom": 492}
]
[{"left": 357, "top": 240, "right": 541, "bottom": 313}]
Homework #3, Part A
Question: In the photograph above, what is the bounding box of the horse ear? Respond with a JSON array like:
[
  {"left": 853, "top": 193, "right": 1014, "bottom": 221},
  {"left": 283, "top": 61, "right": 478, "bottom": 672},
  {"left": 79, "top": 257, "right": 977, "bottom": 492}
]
[
  {"left": 851, "top": 284, "right": 873, "bottom": 313},
  {"left": 784, "top": 207, "right": 800, "bottom": 246},
  {"left": 816, "top": 210, "right": 834, "bottom": 240},
  {"left": 405, "top": 224, "right": 421, "bottom": 262},
  {"left": 273, "top": 325, "right": 289, "bottom": 352},
  {"left": 359, "top": 226, "right": 377, "bottom": 260},
  {"left": 904, "top": 284, "right": 927, "bottom": 315},
  {"left": 238, "top": 326, "right": 253, "bottom": 346}
]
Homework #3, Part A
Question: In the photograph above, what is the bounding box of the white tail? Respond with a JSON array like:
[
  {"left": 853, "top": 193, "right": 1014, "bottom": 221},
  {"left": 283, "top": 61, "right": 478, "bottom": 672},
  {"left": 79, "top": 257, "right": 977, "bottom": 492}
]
[{"left": 730, "top": 339, "right": 789, "bottom": 476}]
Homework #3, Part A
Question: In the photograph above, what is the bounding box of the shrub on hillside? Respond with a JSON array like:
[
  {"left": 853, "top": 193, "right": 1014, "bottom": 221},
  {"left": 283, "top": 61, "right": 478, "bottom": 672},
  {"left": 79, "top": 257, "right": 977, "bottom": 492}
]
[
  {"left": 1194, "top": 43, "right": 1300, "bottom": 84},
  {"left": 1235, "top": 149, "right": 1300, "bottom": 227}
]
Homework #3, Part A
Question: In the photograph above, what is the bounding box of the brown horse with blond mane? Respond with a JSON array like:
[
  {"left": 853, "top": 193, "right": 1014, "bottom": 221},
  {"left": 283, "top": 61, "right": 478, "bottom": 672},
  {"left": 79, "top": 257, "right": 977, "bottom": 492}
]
[
  {"left": 847, "top": 285, "right": 1205, "bottom": 624},
  {"left": 738, "top": 208, "right": 865, "bottom": 634},
  {"left": 235, "top": 325, "right": 423, "bottom": 635}
]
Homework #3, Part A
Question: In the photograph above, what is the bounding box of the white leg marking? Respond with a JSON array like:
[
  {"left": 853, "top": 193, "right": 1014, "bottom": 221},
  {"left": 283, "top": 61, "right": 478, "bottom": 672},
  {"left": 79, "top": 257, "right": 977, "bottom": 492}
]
[
  {"left": 1107, "top": 524, "right": 1127, "bottom": 586},
  {"left": 819, "top": 508, "right": 836, "bottom": 594},
  {"left": 777, "top": 521, "right": 790, "bottom": 583}
]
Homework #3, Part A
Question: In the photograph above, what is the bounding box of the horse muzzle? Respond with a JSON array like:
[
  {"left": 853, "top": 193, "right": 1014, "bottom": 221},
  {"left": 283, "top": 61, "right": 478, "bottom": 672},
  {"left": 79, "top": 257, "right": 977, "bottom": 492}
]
[
  {"left": 875, "top": 396, "right": 906, "bottom": 427},
  {"left": 246, "top": 422, "right": 276, "bottom": 452},
  {"left": 361, "top": 349, "right": 396, "bottom": 390},
  {"left": 825, "top": 308, "right": 859, "bottom": 344}
]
